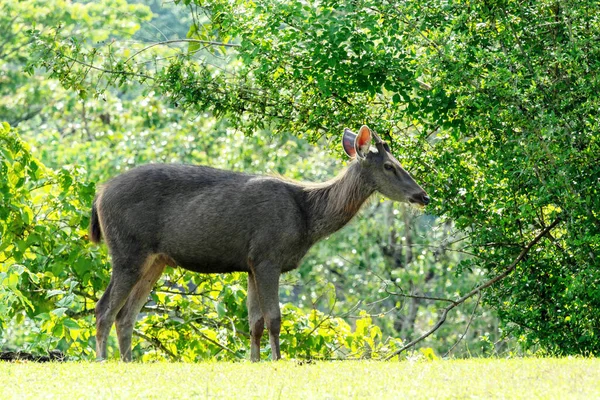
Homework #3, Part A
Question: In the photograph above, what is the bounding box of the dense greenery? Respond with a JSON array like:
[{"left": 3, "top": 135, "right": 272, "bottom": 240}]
[{"left": 1, "top": 0, "right": 598, "bottom": 360}]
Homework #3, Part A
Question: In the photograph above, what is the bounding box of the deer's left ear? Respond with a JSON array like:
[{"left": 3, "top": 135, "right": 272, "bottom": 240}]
[
  {"left": 342, "top": 128, "right": 358, "bottom": 158},
  {"left": 355, "top": 125, "right": 372, "bottom": 158}
]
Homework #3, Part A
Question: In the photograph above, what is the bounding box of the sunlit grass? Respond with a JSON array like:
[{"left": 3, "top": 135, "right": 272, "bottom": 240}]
[{"left": 1, "top": 358, "right": 598, "bottom": 399}]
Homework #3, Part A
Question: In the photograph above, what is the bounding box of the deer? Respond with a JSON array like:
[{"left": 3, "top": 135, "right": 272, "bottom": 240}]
[{"left": 89, "top": 125, "right": 430, "bottom": 362}]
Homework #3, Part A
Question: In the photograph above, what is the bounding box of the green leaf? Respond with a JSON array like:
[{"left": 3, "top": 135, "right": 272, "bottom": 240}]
[{"left": 62, "top": 318, "right": 80, "bottom": 330}]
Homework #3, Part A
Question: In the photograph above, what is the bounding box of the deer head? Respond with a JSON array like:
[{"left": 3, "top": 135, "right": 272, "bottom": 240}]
[{"left": 342, "top": 125, "right": 430, "bottom": 206}]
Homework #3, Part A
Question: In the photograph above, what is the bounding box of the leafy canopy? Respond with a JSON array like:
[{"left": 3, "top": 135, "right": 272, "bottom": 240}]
[{"left": 13, "top": 0, "right": 600, "bottom": 356}]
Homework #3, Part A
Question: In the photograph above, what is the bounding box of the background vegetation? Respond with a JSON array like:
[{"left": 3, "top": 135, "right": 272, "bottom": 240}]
[{"left": 0, "top": 0, "right": 598, "bottom": 361}]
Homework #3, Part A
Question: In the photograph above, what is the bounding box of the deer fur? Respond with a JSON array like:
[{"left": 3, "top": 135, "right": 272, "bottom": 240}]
[{"left": 90, "top": 126, "right": 429, "bottom": 361}]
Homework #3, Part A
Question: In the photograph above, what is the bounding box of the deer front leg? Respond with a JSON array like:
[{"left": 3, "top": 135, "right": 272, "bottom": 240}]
[
  {"left": 251, "top": 262, "right": 281, "bottom": 361},
  {"left": 247, "top": 272, "right": 264, "bottom": 362}
]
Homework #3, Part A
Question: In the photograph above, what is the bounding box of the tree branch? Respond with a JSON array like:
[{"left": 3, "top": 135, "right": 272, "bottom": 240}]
[
  {"left": 385, "top": 286, "right": 458, "bottom": 305},
  {"left": 133, "top": 329, "right": 178, "bottom": 360},
  {"left": 61, "top": 54, "right": 154, "bottom": 80},
  {"left": 189, "top": 323, "right": 242, "bottom": 358},
  {"left": 384, "top": 217, "right": 562, "bottom": 360},
  {"left": 443, "top": 291, "right": 482, "bottom": 358},
  {"left": 377, "top": 271, "right": 457, "bottom": 305},
  {"left": 124, "top": 39, "right": 240, "bottom": 64}
]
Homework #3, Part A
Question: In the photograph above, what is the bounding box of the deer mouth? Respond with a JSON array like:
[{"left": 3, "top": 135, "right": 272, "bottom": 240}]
[{"left": 409, "top": 193, "right": 430, "bottom": 206}]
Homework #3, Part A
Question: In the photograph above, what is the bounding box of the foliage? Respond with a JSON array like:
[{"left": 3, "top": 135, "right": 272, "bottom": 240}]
[
  {"left": 0, "top": 122, "right": 100, "bottom": 356},
  {"left": 3, "top": 0, "right": 497, "bottom": 361},
  {"left": 27, "top": 0, "right": 599, "bottom": 355},
  {"left": 0, "top": 0, "right": 152, "bottom": 127},
  {"left": 6, "top": 0, "right": 598, "bottom": 360},
  {"left": 409, "top": 0, "right": 600, "bottom": 354},
  {"left": 0, "top": 121, "right": 417, "bottom": 361}
]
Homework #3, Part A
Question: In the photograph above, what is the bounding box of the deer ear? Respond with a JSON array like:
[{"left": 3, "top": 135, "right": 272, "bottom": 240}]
[
  {"left": 355, "top": 125, "right": 372, "bottom": 158},
  {"left": 342, "top": 128, "right": 358, "bottom": 158}
]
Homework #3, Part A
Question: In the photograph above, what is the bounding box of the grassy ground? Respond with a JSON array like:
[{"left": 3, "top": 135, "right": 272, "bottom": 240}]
[{"left": 0, "top": 358, "right": 598, "bottom": 399}]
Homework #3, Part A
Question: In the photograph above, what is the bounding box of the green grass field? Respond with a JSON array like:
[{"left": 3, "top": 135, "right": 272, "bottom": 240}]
[{"left": 1, "top": 358, "right": 598, "bottom": 399}]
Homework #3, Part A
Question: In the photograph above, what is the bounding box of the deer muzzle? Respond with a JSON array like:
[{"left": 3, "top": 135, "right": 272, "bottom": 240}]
[{"left": 409, "top": 192, "right": 430, "bottom": 206}]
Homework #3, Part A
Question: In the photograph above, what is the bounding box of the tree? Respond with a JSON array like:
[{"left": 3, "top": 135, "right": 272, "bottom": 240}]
[
  {"left": 12, "top": 0, "right": 599, "bottom": 358},
  {"left": 33, "top": 0, "right": 599, "bottom": 355},
  {"left": 3, "top": 0, "right": 487, "bottom": 360}
]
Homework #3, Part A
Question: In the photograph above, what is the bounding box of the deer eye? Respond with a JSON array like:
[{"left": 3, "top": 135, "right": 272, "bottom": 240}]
[{"left": 384, "top": 163, "right": 394, "bottom": 171}]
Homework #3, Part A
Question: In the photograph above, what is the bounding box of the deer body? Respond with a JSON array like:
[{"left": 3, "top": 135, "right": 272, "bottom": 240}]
[
  {"left": 91, "top": 126, "right": 429, "bottom": 362},
  {"left": 103, "top": 164, "right": 313, "bottom": 273}
]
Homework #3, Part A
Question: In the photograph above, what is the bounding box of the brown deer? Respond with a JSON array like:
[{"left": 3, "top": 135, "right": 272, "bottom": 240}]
[{"left": 90, "top": 125, "right": 429, "bottom": 361}]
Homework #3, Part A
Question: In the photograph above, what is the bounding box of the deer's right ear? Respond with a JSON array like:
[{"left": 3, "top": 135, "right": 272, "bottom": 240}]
[
  {"left": 355, "top": 125, "right": 372, "bottom": 158},
  {"left": 342, "top": 128, "right": 358, "bottom": 158}
]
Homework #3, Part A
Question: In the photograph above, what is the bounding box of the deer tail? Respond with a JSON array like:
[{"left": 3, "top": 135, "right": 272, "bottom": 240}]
[{"left": 89, "top": 195, "right": 102, "bottom": 244}]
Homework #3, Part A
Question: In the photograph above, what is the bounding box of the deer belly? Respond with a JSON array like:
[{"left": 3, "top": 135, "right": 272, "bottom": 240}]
[{"left": 173, "top": 256, "right": 247, "bottom": 274}]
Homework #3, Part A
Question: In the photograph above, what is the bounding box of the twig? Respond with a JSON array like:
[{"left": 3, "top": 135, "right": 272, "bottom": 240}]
[
  {"left": 124, "top": 39, "right": 240, "bottom": 64},
  {"left": 376, "top": 272, "right": 457, "bottom": 305},
  {"left": 443, "top": 291, "right": 482, "bottom": 358},
  {"left": 156, "top": 288, "right": 212, "bottom": 299},
  {"left": 297, "top": 294, "right": 338, "bottom": 348},
  {"left": 345, "top": 306, "right": 399, "bottom": 319},
  {"left": 189, "top": 323, "right": 241, "bottom": 358},
  {"left": 384, "top": 217, "right": 562, "bottom": 360},
  {"left": 133, "top": 329, "right": 178, "bottom": 360},
  {"left": 385, "top": 289, "right": 458, "bottom": 305},
  {"left": 61, "top": 54, "right": 154, "bottom": 80}
]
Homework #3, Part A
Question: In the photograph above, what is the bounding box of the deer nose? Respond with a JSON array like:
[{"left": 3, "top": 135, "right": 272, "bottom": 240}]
[{"left": 422, "top": 194, "right": 430, "bottom": 205}]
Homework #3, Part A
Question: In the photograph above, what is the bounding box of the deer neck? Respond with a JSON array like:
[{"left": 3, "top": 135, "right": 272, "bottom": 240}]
[{"left": 305, "top": 162, "right": 375, "bottom": 243}]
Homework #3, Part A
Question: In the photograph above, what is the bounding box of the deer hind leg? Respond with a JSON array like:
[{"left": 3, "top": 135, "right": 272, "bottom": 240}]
[
  {"left": 247, "top": 272, "right": 265, "bottom": 362},
  {"left": 95, "top": 279, "right": 114, "bottom": 360},
  {"left": 95, "top": 252, "right": 150, "bottom": 361},
  {"left": 251, "top": 261, "right": 282, "bottom": 361},
  {"left": 115, "top": 255, "right": 166, "bottom": 362}
]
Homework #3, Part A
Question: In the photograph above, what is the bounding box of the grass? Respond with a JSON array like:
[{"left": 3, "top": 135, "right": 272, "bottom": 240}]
[{"left": 0, "top": 358, "right": 599, "bottom": 399}]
